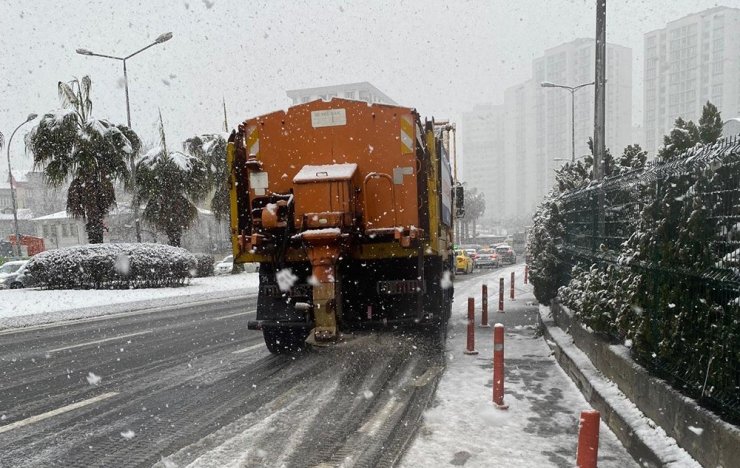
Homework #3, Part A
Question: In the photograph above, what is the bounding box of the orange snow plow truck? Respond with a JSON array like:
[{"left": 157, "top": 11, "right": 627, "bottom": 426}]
[{"left": 227, "top": 98, "right": 462, "bottom": 353}]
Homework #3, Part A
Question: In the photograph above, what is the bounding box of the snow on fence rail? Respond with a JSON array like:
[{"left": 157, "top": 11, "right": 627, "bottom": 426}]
[
  {"left": 553, "top": 135, "right": 740, "bottom": 425},
  {"left": 26, "top": 243, "right": 196, "bottom": 289}
]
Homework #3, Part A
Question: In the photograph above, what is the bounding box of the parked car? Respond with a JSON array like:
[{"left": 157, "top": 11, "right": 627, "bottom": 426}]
[
  {"left": 455, "top": 249, "right": 474, "bottom": 274},
  {"left": 495, "top": 244, "right": 517, "bottom": 264},
  {"left": 214, "top": 255, "right": 234, "bottom": 275},
  {"left": 463, "top": 248, "right": 478, "bottom": 267},
  {"left": 0, "top": 260, "right": 31, "bottom": 289},
  {"left": 214, "top": 255, "right": 259, "bottom": 274},
  {"left": 475, "top": 248, "right": 500, "bottom": 268}
]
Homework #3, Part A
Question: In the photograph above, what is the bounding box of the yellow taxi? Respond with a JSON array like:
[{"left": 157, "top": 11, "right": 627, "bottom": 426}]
[{"left": 455, "top": 249, "right": 474, "bottom": 274}]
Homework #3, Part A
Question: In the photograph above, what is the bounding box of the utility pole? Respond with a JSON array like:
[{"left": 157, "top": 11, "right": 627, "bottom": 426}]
[
  {"left": 593, "top": 0, "right": 607, "bottom": 252},
  {"left": 593, "top": 0, "right": 606, "bottom": 180}
]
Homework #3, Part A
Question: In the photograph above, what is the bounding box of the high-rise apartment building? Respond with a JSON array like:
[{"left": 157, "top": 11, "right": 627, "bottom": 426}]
[
  {"left": 286, "top": 82, "right": 397, "bottom": 106},
  {"left": 462, "top": 39, "right": 632, "bottom": 221},
  {"left": 461, "top": 104, "right": 506, "bottom": 215},
  {"left": 643, "top": 6, "right": 740, "bottom": 155}
]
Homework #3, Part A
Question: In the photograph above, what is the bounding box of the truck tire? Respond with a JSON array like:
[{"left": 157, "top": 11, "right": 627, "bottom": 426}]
[{"left": 263, "top": 326, "right": 308, "bottom": 354}]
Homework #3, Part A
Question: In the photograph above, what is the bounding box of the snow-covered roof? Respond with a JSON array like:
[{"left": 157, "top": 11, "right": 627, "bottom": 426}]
[
  {"left": 0, "top": 209, "right": 34, "bottom": 221},
  {"left": 293, "top": 163, "right": 358, "bottom": 183},
  {"left": 33, "top": 210, "right": 72, "bottom": 221}
]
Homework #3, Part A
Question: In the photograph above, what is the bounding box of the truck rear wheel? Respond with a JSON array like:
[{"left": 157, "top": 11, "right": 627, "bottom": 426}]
[{"left": 263, "top": 326, "right": 309, "bottom": 354}]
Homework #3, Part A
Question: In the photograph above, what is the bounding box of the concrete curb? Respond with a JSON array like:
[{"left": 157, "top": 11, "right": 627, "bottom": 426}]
[{"left": 538, "top": 306, "right": 701, "bottom": 468}]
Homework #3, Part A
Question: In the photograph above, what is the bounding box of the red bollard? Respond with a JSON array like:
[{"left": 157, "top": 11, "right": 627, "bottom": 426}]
[
  {"left": 498, "top": 277, "right": 504, "bottom": 312},
  {"left": 576, "top": 410, "right": 600, "bottom": 468},
  {"left": 480, "top": 284, "right": 490, "bottom": 328},
  {"left": 510, "top": 272, "right": 515, "bottom": 300},
  {"left": 492, "top": 323, "right": 508, "bottom": 409},
  {"left": 464, "top": 298, "right": 478, "bottom": 355},
  {"left": 524, "top": 265, "right": 529, "bottom": 284}
]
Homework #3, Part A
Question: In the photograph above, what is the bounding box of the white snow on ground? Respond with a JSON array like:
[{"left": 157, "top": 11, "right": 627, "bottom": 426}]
[
  {"left": 400, "top": 265, "right": 640, "bottom": 468},
  {"left": 0, "top": 272, "right": 260, "bottom": 330}
]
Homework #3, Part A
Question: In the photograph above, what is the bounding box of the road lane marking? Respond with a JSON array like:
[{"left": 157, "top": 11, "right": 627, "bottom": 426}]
[
  {"left": 0, "top": 392, "right": 118, "bottom": 434},
  {"left": 48, "top": 330, "right": 153, "bottom": 353},
  {"left": 214, "top": 310, "right": 256, "bottom": 320},
  {"left": 358, "top": 397, "right": 400, "bottom": 436},
  {"left": 232, "top": 343, "right": 264, "bottom": 354}
]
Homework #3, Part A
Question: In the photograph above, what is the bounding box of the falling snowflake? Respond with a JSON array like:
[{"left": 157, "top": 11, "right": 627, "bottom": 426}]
[
  {"left": 120, "top": 430, "right": 136, "bottom": 439},
  {"left": 114, "top": 254, "right": 130, "bottom": 276},
  {"left": 440, "top": 271, "right": 453, "bottom": 290},
  {"left": 363, "top": 390, "right": 374, "bottom": 399},
  {"left": 86, "top": 372, "right": 101, "bottom": 385},
  {"left": 276, "top": 268, "right": 298, "bottom": 292}
]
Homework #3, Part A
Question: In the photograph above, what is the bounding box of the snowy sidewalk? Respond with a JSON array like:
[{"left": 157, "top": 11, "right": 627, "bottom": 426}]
[
  {"left": 539, "top": 306, "right": 702, "bottom": 468},
  {"left": 401, "top": 267, "right": 639, "bottom": 467}
]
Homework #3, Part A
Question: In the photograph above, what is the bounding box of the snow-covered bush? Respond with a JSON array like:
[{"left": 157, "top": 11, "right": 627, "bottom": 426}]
[
  {"left": 192, "top": 253, "right": 215, "bottom": 278},
  {"left": 558, "top": 264, "right": 641, "bottom": 339},
  {"left": 527, "top": 195, "right": 569, "bottom": 305},
  {"left": 26, "top": 243, "right": 195, "bottom": 289},
  {"left": 556, "top": 127, "right": 740, "bottom": 422}
]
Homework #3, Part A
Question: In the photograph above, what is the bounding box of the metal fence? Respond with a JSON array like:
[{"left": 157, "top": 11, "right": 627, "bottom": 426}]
[{"left": 557, "top": 136, "right": 740, "bottom": 424}]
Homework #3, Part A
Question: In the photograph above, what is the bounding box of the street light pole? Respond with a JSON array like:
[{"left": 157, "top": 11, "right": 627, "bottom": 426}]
[
  {"left": 540, "top": 81, "right": 595, "bottom": 163},
  {"left": 76, "top": 32, "right": 173, "bottom": 242},
  {"left": 7, "top": 114, "right": 38, "bottom": 258}
]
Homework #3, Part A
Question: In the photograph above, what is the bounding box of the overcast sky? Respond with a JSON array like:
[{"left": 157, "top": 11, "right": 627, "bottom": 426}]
[{"left": 0, "top": 0, "right": 732, "bottom": 180}]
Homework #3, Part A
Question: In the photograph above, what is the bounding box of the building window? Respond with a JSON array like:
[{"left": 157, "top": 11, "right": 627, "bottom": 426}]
[
  {"left": 62, "top": 224, "right": 69, "bottom": 237},
  {"left": 71, "top": 224, "right": 78, "bottom": 237},
  {"left": 344, "top": 91, "right": 355, "bottom": 99}
]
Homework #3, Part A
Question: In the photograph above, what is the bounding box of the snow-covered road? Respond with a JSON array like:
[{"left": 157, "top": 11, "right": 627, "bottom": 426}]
[{"left": 0, "top": 263, "right": 648, "bottom": 467}]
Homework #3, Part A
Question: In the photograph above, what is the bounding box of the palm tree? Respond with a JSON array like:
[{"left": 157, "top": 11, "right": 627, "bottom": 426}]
[
  {"left": 136, "top": 111, "right": 208, "bottom": 247},
  {"left": 26, "top": 76, "right": 140, "bottom": 243},
  {"left": 182, "top": 133, "right": 229, "bottom": 222}
]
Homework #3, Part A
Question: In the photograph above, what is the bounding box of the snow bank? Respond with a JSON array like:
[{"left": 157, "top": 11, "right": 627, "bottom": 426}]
[{"left": 0, "top": 272, "right": 260, "bottom": 329}]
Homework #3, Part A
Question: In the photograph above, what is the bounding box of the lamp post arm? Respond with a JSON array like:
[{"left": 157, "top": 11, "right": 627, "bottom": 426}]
[
  {"left": 126, "top": 39, "right": 167, "bottom": 60},
  {"left": 82, "top": 51, "right": 124, "bottom": 61},
  {"left": 573, "top": 81, "right": 596, "bottom": 92}
]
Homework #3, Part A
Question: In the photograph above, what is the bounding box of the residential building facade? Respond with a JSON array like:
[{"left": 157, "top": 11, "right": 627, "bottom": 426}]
[
  {"left": 643, "top": 6, "right": 740, "bottom": 155},
  {"left": 462, "top": 39, "right": 633, "bottom": 221}
]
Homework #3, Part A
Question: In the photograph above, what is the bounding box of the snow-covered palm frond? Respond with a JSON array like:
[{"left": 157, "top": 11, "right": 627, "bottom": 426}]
[
  {"left": 57, "top": 81, "right": 79, "bottom": 110},
  {"left": 136, "top": 115, "right": 209, "bottom": 246},
  {"left": 81, "top": 75, "right": 93, "bottom": 117},
  {"left": 183, "top": 132, "right": 229, "bottom": 222},
  {"left": 26, "top": 76, "right": 139, "bottom": 243}
]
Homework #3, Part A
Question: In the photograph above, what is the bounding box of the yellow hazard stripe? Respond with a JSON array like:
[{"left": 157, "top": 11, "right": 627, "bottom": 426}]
[
  {"left": 400, "top": 115, "right": 413, "bottom": 154},
  {"left": 246, "top": 125, "right": 260, "bottom": 157}
]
